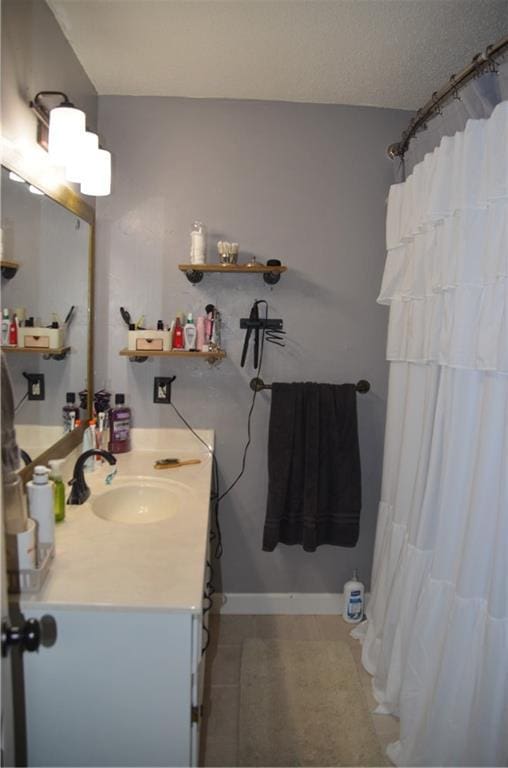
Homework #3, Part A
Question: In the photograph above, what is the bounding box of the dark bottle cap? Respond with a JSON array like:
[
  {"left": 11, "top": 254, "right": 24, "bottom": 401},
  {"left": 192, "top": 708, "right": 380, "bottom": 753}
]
[
  {"left": 115, "top": 393, "right": 125, "bottom": 405},
  {"left": 66, "top": 392, "right": 76, "bottom": 404},
  {"left": 129, "top": 323, "right": 135, "bottom": 331},
  {"left": 157, "top": 320, "right": 164, "bottom": 330}
]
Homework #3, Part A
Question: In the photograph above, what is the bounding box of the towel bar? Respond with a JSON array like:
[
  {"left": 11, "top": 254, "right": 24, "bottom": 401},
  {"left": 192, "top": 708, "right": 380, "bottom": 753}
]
[{"left": 249, "top": 377, "right": 370, "bottom": 393}]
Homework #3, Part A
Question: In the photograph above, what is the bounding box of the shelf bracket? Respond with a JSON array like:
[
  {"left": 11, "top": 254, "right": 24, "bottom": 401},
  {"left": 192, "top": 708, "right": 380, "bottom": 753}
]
[
  {"left": 1, "top": 265, "right": 18, "bottom": 280},
  {"left": 128, "top": 355, "right": 149, "bottom": 363},
  {"left": 263, "top": 271, "right": 281, "bottom": 285},
  {"left": 42, "top": 350, "right": 69, "bottom": 361},
  {"left": 185, "top": 269, "right": 204, "bottom": 284}
]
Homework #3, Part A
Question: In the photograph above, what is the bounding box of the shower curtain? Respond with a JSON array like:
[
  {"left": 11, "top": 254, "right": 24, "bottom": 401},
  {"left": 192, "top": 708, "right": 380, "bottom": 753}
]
[{"left": 360, "top": 100, "right": 508, "bottom": 766}]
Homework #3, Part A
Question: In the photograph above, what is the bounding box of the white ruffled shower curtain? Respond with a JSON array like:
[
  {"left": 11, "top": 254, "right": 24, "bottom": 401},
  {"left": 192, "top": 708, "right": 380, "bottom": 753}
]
[{"left": 359, "top": 101, "right": 508, "bottom": 766}]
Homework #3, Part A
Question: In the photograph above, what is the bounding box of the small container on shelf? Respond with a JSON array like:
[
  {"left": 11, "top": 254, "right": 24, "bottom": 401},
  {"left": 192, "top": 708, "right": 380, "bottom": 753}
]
[
  {"left": 128, "top": 329, "right": 170, "bottom": 352},
  {"left": 18, "top": 325, "right": 64, "bottom": 349}
]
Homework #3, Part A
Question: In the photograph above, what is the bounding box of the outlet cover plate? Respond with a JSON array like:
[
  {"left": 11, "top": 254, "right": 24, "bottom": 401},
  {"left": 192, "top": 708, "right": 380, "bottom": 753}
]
[
  {"left": 153, "top": 376, "right": 175, "bottom": 404},
  {"left": 27, "top": 373, "right": 45, "bottom": 401}
]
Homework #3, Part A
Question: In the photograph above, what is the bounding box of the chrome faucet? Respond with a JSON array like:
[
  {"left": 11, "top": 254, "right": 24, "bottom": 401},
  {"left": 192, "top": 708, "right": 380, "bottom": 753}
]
[{"left": 67, "top": 449, "right": 117, "bottom": 505}]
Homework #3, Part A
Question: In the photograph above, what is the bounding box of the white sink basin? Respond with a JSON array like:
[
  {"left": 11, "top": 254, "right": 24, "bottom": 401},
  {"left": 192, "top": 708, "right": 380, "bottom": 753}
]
[{"left": 91, "top": 478, "right": 188, "bottom": 525}]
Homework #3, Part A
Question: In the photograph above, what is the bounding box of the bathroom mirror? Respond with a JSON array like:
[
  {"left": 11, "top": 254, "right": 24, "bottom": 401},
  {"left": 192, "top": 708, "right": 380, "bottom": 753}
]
[{"left": 1, "top": 163, "right": 94, "bottom": 474}]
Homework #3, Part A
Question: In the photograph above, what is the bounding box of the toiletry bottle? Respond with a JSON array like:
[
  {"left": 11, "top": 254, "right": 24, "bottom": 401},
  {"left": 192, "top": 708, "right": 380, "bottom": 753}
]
[
  {"left": 108, "top": 394, "right": 132, "bottom": 453},
  {"left": 87, "top": 419, "right": 97, "bottom": 471},
  {"left": 63, "top": 392, "right": 79, "bottom": 433},
  {"left": 190, "top": 221, "right": 206, "bottom": 264},
  {"left": 343, "top": 569, "right": 365, "bottom": 623},
  {"left": 172, "top": 317, "right": 184, "bottom": 349},
  {"left": 26, "top": 465, "right": 55, "bottom": 551},
  {"left": 48, "top": 459, "right": 66, "bottom": 523},
  {"left": 157, "top": 320, "right": 164, "bottom": 331},
  {"left": 1, "top": 308, "right": 10, "bottom": 345},
  {"left": 196, "top": 316, "right": 206, "bottom": 351},
  {"left": 205, "top": 304, "right": 214, "bottom": 344},
  {"left": 8, "top": 314, "right": 18, "bottom": 346},
  {"left": 81, "top": 420, "right": 94, "bottom": 472},
  {"left": 211, "top": 307, "right": 221, "bottom": 348},
  {"left": 184, "top": 313, "right": 197, "bottom": 351},
  {"left": 96, "top": 411, "right": 106, "bottom": 461}
]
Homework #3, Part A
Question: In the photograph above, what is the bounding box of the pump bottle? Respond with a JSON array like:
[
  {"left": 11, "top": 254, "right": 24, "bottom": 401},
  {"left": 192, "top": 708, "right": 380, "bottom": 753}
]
[{"left": 26, "top": 466, "right": 55, "bottom": 551}]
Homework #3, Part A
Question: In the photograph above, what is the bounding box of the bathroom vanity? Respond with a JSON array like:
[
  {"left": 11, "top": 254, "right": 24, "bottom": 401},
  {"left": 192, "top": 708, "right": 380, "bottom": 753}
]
[{"left": 18, "top": 429, "right": 214, "bottom": 768}]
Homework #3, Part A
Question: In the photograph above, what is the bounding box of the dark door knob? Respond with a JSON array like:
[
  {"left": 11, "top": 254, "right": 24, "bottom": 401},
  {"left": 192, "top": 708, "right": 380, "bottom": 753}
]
[{"left": 2, "top": 616, "right": 56, "bottom": 657}]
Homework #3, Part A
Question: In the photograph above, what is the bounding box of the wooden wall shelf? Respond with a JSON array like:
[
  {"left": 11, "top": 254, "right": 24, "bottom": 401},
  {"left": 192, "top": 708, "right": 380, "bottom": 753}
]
[
  {"left": 178, "top": 263, "right": 287, "bottom": 285},
  {"left": 1, "top": 260, "right": 20, "bottom": 279},
  {"left": 119, "top": 348, "right": 225, "bottom": 364}
]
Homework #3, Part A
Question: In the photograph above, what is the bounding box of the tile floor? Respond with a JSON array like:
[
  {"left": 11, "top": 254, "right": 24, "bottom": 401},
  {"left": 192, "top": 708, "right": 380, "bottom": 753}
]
[{"left": 199, "top": 614, "right": 399, "bottom": 767}]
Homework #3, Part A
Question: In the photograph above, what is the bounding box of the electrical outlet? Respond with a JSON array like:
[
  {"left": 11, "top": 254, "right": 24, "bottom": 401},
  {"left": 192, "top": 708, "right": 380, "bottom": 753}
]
[
  {"left": 153, "top": 376, "right": 175, "bottom": 404},
  {"left": 23, "top": 372, "right": 45, "bottom": 401}
]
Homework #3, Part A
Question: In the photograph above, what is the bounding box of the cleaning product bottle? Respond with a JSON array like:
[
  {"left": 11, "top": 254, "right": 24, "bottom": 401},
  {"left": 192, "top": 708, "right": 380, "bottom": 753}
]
[
  {"left": 62, "top": 392, "right": 79, "bottom": 433},
  {"left": 184, "top": 313, "right": 197, "bottom": 351},
  {"left": 48, "top": 459, "right": 66, "bottom": 523},
  {"left": 26, "top": 466, "right": 55, "bottom": 552},
  {"left": 343, "top": 569, "right": 365, "bottom": 623},
  {"left": 108, "top": 394, "right": 132, "bottom": 453},
  {"left": 172, "top": 317, "right": 184, "bottom": 349},
  {"left": 2, "top": 308, "right": 10, "bottom": 345}
]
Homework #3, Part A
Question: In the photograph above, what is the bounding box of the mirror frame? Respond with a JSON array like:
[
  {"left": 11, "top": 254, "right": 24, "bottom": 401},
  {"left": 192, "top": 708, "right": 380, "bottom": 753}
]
[{"left": 1, "top": 156, "right": 95, "bottom": 483}]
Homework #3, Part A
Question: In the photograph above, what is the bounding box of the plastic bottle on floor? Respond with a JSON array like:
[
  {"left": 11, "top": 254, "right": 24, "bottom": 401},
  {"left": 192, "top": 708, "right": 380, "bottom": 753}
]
[{"left": 343, "top": 569, "right": 364, "bottom": 623}]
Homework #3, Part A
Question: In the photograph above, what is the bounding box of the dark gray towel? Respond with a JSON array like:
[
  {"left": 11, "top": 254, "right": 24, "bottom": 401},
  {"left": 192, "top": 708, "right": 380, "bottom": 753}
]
[{"left": 262, "top": 382, "right": 361, "bottom": 552}]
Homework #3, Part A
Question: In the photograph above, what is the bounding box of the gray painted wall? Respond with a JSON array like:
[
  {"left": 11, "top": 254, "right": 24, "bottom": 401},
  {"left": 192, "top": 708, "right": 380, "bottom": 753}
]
[
  {"left": 96, "top": 96, "right": 409, "bottom": 593},
  {"left": 1, "top": 0, "right": 97, "bottom": 200}
]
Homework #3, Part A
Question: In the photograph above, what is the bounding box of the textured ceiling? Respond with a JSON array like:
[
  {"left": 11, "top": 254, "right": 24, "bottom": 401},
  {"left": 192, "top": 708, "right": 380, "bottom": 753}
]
[{"left": 48, "top": 0, "right": 507, "bottom": 110}]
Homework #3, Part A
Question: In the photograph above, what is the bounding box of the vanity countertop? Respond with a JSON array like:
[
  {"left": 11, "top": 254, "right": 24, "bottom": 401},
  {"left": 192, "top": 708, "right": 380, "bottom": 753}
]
[{"left": 19, "top": 429, "right": 214, "bottom": 614}]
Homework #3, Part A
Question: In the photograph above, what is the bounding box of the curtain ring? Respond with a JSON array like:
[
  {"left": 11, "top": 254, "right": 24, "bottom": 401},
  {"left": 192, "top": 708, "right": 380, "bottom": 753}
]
[
  {"left": 430, "top": 92, "right": 443, "bottom": 116},
  {"left": 484, "top": 45, "right": 499, "bottom": 74},
  {"left": 449, "top": 74, "right": 461, "bottom": 101}
]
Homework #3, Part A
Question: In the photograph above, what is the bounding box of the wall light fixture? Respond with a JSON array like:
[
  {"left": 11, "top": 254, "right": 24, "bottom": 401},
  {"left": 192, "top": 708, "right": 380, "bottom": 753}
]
[{"left": 30, "top": 91, "right": 111, "bottom": 196}]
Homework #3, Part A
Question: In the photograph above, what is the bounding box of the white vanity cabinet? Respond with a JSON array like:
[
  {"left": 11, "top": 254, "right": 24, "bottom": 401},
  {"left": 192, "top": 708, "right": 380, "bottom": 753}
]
[
  {"left": 22, "top": 605, "right": 205, "bottom": 767},
  {"left": 18, "top": 431, "right": 215, "bottom": 768}
]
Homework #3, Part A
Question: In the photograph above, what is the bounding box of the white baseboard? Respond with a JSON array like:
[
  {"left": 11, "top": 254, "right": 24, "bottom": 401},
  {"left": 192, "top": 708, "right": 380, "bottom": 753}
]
[{"left": 213, "top": 592, "right": 362, "bottom": 615}]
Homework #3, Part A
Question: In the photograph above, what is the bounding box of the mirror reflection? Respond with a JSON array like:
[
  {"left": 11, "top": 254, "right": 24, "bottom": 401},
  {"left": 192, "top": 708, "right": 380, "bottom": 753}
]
[{"left": 1, "top": 166, "right": 91, "bottom": 466}]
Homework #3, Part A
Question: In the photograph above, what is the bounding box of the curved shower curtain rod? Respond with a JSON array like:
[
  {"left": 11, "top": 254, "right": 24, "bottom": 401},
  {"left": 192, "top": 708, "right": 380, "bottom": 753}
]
[{"left": 387, "top": 34, "right": 508, "bottom": 159}]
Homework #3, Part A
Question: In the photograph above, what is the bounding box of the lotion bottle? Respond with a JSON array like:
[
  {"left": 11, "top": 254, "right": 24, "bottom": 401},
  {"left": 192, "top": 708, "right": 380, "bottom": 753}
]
[
  {"left": 184, "top": 313, "right": 197, "bottom": 351},
  {"left": 343, "top": 569, "right": 365, "bottom": 623},
  {"left": 26, "top": 466, "right": 55, "bottom": 551},
  {"left": 2, "top": 308, "right": 10, "bottom": 345}
]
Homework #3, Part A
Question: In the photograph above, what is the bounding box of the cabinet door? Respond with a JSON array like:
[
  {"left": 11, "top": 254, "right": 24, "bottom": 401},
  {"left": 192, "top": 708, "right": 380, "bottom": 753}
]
[{"left": 23, "top": 608, "right": 193, "bottom": 767}]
